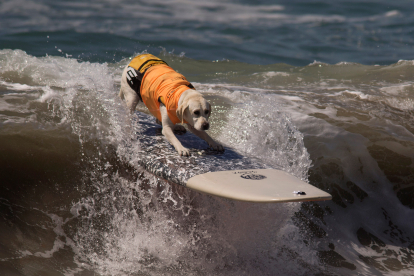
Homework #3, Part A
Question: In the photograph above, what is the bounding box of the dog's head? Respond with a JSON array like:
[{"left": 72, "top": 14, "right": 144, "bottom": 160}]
[{"left": 177, "top": 90, "right": 211, "bottom": 131}]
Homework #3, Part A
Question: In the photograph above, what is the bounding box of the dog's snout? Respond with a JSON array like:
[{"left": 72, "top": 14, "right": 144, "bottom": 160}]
[{"left": 202, "top": 122, "right": 210, "bottom": 130}]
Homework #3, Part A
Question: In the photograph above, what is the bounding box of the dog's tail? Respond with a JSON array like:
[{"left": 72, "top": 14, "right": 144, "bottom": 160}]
[{"left": 119, "top": 89, "right": 124, "bottom": 100}]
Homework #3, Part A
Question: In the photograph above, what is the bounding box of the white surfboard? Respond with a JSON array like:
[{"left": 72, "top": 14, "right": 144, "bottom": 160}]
[
  {"left": 134, "top": 112, "right": 331, "bottom": 203},
  {"left": 187, "top": 169, "right": 331, "bottom": 203}
]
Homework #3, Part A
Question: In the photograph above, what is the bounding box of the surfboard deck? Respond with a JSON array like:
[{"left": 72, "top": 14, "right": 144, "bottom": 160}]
[{"left": 134, "top": 111, "right": 331, "bottom": 203}]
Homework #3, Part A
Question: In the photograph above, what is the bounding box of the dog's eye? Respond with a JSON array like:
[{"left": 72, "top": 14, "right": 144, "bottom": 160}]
[
  {"left": 194, "top": 110, "right": 200, "bottom": 116},
  {"left": 205, "top": 110, "right": 209, "bottom": 115}
]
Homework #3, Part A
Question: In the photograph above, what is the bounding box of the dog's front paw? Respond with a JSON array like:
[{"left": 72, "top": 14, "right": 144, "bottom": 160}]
[
  {"left": 209, "top": 142, "right": 225, "bottom": 152},
  {"left": 177, "top": 146, "right": 191, "bottom": 157}
]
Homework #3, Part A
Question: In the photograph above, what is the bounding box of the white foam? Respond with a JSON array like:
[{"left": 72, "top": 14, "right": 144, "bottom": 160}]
[
  {"left": 333, "top": 90, "right": 370, "bottom": 100},
  {"left": 396, "top": 59, "right": 414, "bottom": 66},
  {"left": 379, "top": 83, "right": 413, "bottom": 96},
  {"left": 194, "top": 84, "right": 312, "bottom": 181},
  {"left": 385, "top": 10, "right": 401, "bottom": 17},
  {"left": 308, "top": 60, "right": 328, "bottom": 66},
  {"left": 0, "top": 80, "right": 40, "bottom": 91},
  {"left": 68, "top": 170, "right": 309, "bottom": 275},
  {"left": 262, "top": 71, "right": 290, "bottom": 77}
]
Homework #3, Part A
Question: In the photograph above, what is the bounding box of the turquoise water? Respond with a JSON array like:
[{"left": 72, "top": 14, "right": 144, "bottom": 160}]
[{"left": 1, "top": 1, "right": 414, "bottom": 275}]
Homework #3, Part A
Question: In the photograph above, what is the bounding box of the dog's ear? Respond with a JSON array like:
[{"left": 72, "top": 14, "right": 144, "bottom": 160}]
[
  {"left": 208, "top": 103, "right": 212, "bottom": 118},
  {"left": 176, "top": 102, "right": 188, "bottom": 124}
]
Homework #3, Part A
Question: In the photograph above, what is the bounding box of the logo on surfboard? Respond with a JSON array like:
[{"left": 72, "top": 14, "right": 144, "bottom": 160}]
[{"left": 240, "top": 173, "right": 267, "bottom": 180}]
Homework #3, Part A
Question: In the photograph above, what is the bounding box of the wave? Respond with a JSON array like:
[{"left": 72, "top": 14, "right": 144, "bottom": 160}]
[{"left": 2, "top": 49, "right": 414, "bottom": 275}]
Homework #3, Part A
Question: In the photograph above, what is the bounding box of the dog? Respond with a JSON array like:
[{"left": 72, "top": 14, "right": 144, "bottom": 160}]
[{"left": 119, "top": 54, "right": 224, "bottom": 156}]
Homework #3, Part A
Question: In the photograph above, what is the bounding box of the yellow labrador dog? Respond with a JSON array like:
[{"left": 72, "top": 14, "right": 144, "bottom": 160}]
[{"left": 119, "top": 54, "right": 224, "bottom": 156}]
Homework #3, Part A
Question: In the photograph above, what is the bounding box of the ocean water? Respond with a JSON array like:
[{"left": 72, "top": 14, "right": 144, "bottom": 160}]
[{"left": 1, "top": 0, "right": 414, "bottom": 275}]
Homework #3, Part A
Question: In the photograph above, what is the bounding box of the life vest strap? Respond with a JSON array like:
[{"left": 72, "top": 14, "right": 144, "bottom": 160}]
[
  {"left": 137, "top": 59, "right": 167, "bottom": 73},
  {"left": 125, "top": 66, "right": 144, "bottom": 101}
]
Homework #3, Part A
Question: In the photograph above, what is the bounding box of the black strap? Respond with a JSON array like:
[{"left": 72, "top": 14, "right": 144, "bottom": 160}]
[
  {"left": 126, "top": 66, "right": 144, "bottom": 101},
  {"left": 137, "top": 59, "right": 168, "bottom": 72}
]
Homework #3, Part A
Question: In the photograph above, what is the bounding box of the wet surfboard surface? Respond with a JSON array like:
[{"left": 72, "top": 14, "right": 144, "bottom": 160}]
[{"left": 134, "top": 112, "right": 331, "bottom": 203}]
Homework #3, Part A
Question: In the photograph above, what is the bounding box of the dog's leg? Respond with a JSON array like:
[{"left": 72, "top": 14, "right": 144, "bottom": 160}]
[
  {"left": 156, "top": 119, "right": 186, "bottom": 137},
  {"left": 160, "top": 104, "right": 190, "bottom": 156},
  {"left": 187, "top": 124, "right": 225, "bottom": 152},
  {"left": 119, "top": 88, "right": 125, "bottom": 100},
  {"left": 156, "top": 118, "right": 186, "bottom": 134},
  {"left": 123, "top": 90, "right": 139, "bottom": 114},
  {"left": 173, "top": 124, "right": 186, "bottom": 135}
]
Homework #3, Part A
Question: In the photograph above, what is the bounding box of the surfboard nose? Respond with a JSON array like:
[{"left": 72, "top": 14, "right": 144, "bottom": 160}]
[{"left": 186, "top": 169, "right": 332, "bottom": 203}]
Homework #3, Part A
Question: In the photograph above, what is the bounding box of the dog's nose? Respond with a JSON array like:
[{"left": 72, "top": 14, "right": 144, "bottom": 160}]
[{"left": 202, "top": 122, "right": 210, "bottom": 130}]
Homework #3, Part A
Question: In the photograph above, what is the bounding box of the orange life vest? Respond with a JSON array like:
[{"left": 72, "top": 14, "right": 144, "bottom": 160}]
[{"left": 126, "top": 54, "right": 194, "bottom": 124}]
